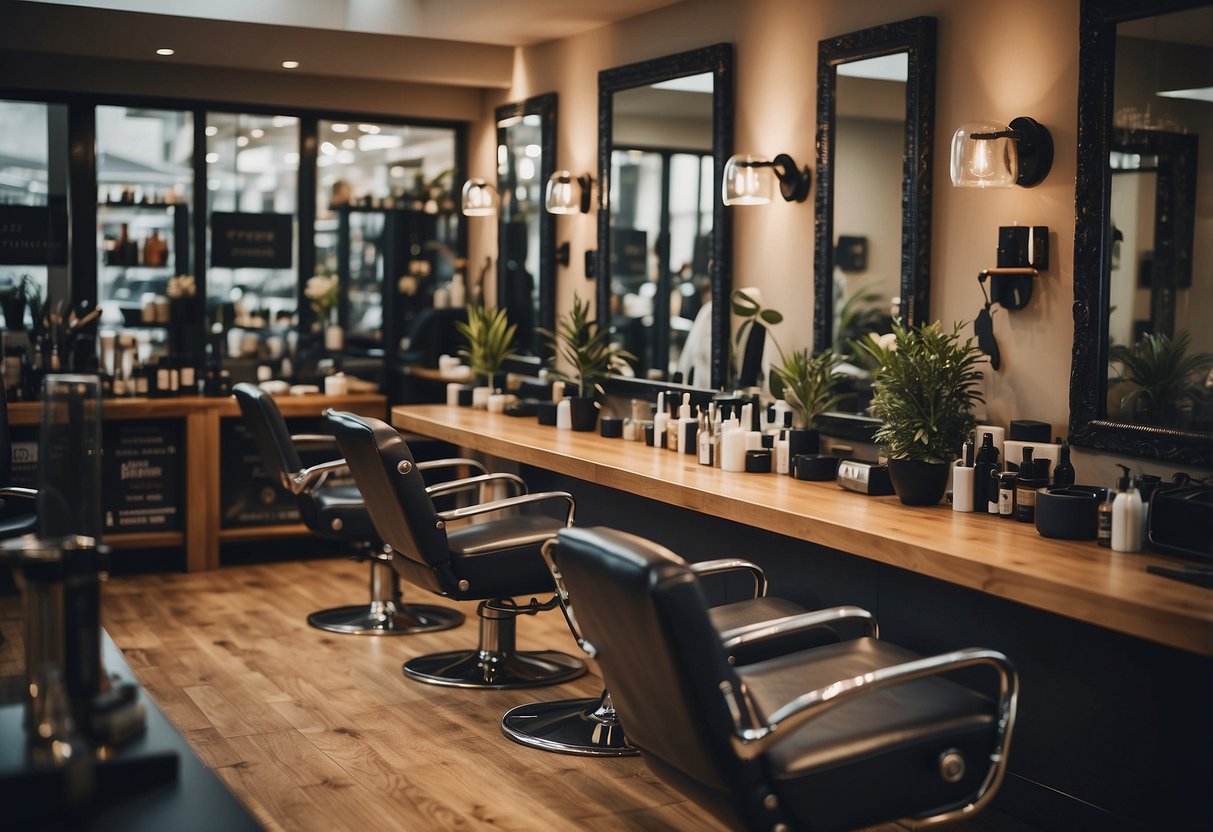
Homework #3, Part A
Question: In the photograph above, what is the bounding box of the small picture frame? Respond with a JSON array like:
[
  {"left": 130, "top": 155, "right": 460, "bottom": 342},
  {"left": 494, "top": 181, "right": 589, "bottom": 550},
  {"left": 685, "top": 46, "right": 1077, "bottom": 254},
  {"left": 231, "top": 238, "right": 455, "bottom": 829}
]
[{"left": 836, "top": 235, "right": 868, "bottom": 272}]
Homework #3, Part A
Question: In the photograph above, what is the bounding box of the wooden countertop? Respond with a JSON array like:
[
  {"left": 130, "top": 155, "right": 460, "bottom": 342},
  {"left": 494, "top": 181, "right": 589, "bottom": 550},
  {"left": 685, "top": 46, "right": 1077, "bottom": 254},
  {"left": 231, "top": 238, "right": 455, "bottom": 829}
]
[{"left": 392, "top": 404, "right": 1213, "bottom": 657}]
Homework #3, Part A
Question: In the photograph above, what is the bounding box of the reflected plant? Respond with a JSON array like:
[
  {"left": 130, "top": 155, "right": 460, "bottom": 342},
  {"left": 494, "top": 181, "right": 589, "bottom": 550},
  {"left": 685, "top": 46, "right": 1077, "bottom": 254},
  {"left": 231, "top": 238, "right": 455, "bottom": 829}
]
[
  {"left": 1109, "top": 331, "right": 1213, "bottom": 426},
  {"left": 834, "top": 282, "right": 892, "bottom": 353}
]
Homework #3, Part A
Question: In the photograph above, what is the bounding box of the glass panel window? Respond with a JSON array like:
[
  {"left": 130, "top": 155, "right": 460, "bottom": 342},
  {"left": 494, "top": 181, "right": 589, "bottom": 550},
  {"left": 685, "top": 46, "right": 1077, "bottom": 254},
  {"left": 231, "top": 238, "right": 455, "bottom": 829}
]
[
  {"left": 313, "top": 120, "right": 457, "bottom": 364},
  {"left": 95, "top": 105, "right": 194, "bottom": 374},
  {"left": 206, "top": 112, "right": 299, "bottom": 370}
]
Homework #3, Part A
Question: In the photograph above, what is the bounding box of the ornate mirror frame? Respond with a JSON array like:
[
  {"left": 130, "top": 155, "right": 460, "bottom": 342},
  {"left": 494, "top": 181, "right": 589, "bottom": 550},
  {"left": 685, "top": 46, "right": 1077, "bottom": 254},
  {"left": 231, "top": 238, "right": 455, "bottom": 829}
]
[
  {"left": 597, "top": 43, "right": 734, "bottom": 389},
  {"left": 495, "top": 92, "right": 556, "bottom": 359},
  {"left": 812, "top": 16, "right": 937, "bottom": 353},
  {"left": 1070, "top": 0, "right": 1213, "bottom": 466}
]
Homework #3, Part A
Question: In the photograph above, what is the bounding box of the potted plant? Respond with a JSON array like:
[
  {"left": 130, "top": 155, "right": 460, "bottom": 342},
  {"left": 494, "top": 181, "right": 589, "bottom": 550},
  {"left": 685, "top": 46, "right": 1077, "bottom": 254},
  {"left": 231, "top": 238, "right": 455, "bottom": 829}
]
[
  {"left": 770, "top": 347, "right": 847, "bottom": 455},
  {"left": 544, "top": 294, "right": 632, "bottom": 431},
  {"left": 732, "top": 289, "right": 846, "bottom": 452},
  {"left": 456, "top": 304, "right": 517, "bottom": 407},
  {"left": 305, "top": 274, "right": 342, "bottom": 352},
  {"left": 1109, "top": 330, "right": 1213, "bottom": 428},
  {"left": 854, "top": 320, "right": 985, "bottom": 506}
]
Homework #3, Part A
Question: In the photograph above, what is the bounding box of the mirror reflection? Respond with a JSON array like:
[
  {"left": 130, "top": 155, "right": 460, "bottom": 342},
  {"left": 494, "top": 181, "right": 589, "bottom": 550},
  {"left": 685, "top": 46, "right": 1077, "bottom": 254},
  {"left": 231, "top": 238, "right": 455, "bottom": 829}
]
[
  {"left": 813, "top": 17, "right": 936, "bottom": 419},
  {"left": 609, "top": 73, "right": 715, "bottom": 383},
  {"left": 831, "top": 55, "right": 906, "bottom": 408},
  {"left": 497, "top": 94, "right": 555, "bottom": 357},
  {"left": 1106, "top": 10, "right": 1213, "bottom": 432}
]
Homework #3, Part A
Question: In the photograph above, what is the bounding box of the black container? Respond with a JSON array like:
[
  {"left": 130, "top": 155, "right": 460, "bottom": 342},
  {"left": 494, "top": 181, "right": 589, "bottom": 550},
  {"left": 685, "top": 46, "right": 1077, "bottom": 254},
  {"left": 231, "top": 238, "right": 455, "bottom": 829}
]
[
  {"left": 1035, "top": 485, "right": 1108, "bottom": 540},
  {"left": 888, "top": 458, "right": 951, "bottom": 506},
  {"left": 792, "top": 454, "right": 841, "bottom": 481},
  {"left": 457, "top": 387, "right": 475, "bottom": 407},
  {"left": 745, "top": 449, "right": 772, "bottom": 473},
  {"left": 536, "top": 400, "right": 558, "bottom": 426},
  {"left": 568, "top": 397, "right": 598, "bottom": 432},
  {"left": 600, "top": 416, "right": 623, "bottom": 438},
  {"left": 786, "top": 428, "right": 820, "bottom": 458}
]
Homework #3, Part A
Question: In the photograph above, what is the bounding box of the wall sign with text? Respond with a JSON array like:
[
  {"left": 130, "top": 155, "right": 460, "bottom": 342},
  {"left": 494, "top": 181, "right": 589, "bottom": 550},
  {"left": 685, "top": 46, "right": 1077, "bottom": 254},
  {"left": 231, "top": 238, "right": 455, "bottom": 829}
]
[
  {"left": 211, "top": 212, "right": 294, "bottom": 269},
  {"left": 0, "top": 203, "right": 68, "bottom": 266}
]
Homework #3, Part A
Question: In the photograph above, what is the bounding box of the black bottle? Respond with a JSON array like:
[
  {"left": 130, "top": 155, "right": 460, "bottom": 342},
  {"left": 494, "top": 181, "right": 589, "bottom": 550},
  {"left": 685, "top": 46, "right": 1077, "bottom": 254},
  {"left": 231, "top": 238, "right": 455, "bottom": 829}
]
[
  {"left": 973, "top": 431, "right": 1000, "bottom": 513},
  {"left": 1053, "top": 444, "right": 1075, "bottom": 486},
  {"left": 1016, "top": 452, "right": 1047, "bottom": 523}
]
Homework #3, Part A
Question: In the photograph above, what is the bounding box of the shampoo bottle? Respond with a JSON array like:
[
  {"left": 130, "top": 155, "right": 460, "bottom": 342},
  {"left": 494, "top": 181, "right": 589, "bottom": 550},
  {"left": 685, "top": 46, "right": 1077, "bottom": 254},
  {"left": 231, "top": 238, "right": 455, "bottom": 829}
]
[
  {"left": 1111, "top": 464, "right": 1143, "bottom": 553},
  {"left": 1053, "top": 443, "right": 1075, "bottom": 486},
  {"left": 653, "top": 392, "right": 669, "bottom": 450},
  {"left": 973, "top": 432, "right": 1000, "bottom": 513}
]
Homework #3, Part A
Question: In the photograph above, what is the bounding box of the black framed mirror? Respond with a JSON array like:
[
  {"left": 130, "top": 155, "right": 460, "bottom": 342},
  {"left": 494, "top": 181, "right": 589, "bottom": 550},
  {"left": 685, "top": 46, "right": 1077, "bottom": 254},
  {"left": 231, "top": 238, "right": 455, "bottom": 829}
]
[
  {"left": 812, "top": 17, "right": 936, "bottom": 380},
  {"left": 597, "top": 43, "right": 733, "bottom": 389},
  {"left": 1071, "top": 0, "right": 1213, "bottom": 467},
  {"left": 496, "top": 93, "right": 556, "bottom": 358}
]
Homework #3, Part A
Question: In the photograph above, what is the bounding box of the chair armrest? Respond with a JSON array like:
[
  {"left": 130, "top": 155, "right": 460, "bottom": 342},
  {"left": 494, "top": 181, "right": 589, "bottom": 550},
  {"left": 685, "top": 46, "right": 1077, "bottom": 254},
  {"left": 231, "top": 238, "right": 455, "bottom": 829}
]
[
  {"left": 286, "top": 458, "right": 349, "bottom": 495},
  {"left": 726, "top": 647, "right": 1018, "bottom": 827},
  {"left": 290, "top": 433, "right": 338, "bottom": 446},
  {"left": 417, "top": 458, "right": 489, "bottom": 480},
  {"left": 437, "top": 490, "right": 575, "bottom": 527},
  {"left": 726, "top": 646, "right": 1017, "bottom": 764},
  {"left": 718, "top": 606, "right": 878, "bottom": 656},
  {"left": 425, "top": 472, "right": 526, "bottom": 500},
  {"left": 691, "top": 558, "right": 768, "bottom": 599},
  {"left": 0, "top": 487, "right": 37, "bottom": 501}
]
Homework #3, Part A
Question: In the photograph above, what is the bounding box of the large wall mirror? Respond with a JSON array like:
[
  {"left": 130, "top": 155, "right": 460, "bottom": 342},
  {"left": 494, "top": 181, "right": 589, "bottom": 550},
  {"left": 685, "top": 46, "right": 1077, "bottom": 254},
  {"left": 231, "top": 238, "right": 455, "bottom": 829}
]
[
  {"left": 1072, "top": 0, "right": 1213, "bottom": 467},
  {"left": 496, "top": 93, "right": 556, "bottom": 358},
  {"left": 597, "top": 43, "right": 733, "bottom": 389},
  {"left": 812, "top": 17, "right": 937, "bottom": 412}
]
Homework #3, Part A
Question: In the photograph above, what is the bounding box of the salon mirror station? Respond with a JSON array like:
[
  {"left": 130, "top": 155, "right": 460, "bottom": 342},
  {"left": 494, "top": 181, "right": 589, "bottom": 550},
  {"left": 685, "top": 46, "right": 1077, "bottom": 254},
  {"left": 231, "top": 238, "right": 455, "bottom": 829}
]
[
  {"left": 598, "top": 45, "right": 733, "bottom": 389},
  {"left": 1072, "top": 0, "right": 1213, "bottom": 465},
  {"left": 814, "top": 17, "right": 937, "bottom": 417}
]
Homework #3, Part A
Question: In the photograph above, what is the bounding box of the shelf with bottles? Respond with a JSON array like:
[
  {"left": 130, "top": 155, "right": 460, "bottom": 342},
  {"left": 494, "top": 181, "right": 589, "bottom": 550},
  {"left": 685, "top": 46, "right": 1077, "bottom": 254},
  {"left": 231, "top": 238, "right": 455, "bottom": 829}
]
[{"left": 98, "top": 184, "right": 188, "bottom": 208}]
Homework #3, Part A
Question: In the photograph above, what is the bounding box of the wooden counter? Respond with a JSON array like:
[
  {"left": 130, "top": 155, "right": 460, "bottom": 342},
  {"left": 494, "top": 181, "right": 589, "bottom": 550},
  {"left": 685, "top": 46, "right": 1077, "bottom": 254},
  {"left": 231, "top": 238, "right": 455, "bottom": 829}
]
[
  {"left": 12, "top": 393, "right": 386, "bottom": 571},
  {"left": 392, "top": 404, "right": 1213, "bottom": 656}
]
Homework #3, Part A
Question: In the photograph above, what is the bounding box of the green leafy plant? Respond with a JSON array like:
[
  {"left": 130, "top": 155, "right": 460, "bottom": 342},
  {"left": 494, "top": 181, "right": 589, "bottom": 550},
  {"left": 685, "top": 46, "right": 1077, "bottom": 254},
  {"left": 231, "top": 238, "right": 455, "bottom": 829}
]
[
  {"left": 834, "top": 282, "right": 892, "bottom": 353},
  {"left": 853, "top": 320, "right": 985, "bottom": 463},
  {"left": 456, "top": 304, "right": 517, "bottom": 384},
  {"left": 1109, "top": 330, "right": 1213, "bottom": 426},
  {"left": 544, "top": 294, "right": 633, "bottom": 398},
  {"left": 731, "top": 289, "right": 847, "bottom": 424},
  {"left": 770, "top": 348, "right": 848, "bottom": 428}
]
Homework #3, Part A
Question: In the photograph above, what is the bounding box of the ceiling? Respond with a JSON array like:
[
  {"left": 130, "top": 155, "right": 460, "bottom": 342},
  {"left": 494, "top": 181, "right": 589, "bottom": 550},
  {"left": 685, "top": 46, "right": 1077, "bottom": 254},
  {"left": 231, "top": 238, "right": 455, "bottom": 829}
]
[{"left": 6, "top": 0, "right": 687, "bottom": 88}]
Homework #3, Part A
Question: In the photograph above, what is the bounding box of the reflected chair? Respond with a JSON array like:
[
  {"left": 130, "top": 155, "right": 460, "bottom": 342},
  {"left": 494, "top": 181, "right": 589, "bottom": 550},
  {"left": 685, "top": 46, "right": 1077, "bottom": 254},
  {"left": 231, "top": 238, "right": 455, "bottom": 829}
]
[
  {"left": 501, "top": 540, "right": 870, "bottom": 756},
  {"left": 327, "top": 409, "right": 585, "bottom": 689},
  {"left": 551, "top": 526, "right": 1019, "bottom": 832},
  {"left": 233, "top": 383, "right": 466, "bottom": 636}
]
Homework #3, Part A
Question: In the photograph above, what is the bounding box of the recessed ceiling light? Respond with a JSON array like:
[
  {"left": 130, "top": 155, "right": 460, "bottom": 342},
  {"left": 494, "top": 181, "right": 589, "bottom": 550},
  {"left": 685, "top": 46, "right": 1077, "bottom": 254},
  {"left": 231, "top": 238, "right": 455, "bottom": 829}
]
[
  {"left": 282, "top": 60, "right": 300, "bottom": 69},
  {"left": 205, "top": 125, "right": 218, "bottom": 137},
  {"left": 156, "top": 48, "right": 175, "bottom": 56},
  {"left": 205, "top": 152, "right": 219, "bottom": 164},
  {"left": 236, "top": 136, "right": 249, "bottom": 147},
  {"left": 250, "top": 128, "right": 264, "bottom": 139},
  {"left": 331, "top": 123, "right": 350, "bottom": 133},
  {"left": 357, "top": 123, "right": 381, "bottom": 134}
]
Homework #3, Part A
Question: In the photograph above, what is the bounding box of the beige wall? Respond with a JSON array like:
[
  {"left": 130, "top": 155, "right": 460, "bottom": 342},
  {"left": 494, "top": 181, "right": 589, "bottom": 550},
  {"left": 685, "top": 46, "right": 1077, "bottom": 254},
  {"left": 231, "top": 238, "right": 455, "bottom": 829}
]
[{"left": 470, "top": 0, "right": 1208, "bottom": 482}]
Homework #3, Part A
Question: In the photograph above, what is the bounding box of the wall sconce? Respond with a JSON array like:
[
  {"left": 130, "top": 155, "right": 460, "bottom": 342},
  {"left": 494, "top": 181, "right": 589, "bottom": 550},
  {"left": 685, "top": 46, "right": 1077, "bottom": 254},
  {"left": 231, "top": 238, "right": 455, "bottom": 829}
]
[
  {"left": 949, "top": 117, "right": 1054, "bottom": 188},
  {"left": 722, "top": 154, "right": 810, "bottom": 205},
  {"left": 460, "top": 178, "right": 497, "bottom": 216},
  {"left": 545, "top": 170, "right": 593, "bottom": 214}
]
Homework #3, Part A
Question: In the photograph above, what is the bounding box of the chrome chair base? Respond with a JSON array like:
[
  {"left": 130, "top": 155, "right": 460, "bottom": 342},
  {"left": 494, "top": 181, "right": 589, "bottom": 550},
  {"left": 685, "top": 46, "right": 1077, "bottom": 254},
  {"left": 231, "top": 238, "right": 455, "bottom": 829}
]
[
  {"left": 403, "top": 648, "right": 586, "bottom": 689},
  {"left": 500, "top": 690, "right": 638, "bottom": 756},
  {"left": 307, "top": 601, "right": 464, "bottom": 636}
]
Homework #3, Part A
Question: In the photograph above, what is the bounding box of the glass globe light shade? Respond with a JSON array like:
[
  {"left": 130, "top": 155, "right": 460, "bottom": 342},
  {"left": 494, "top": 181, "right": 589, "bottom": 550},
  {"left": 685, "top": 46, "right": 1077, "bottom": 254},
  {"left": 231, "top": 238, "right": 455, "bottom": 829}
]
[
  {"left": 722, "top": 154, "right": 774, "bottom": 205},
  {"left": 461, "top": 178, "right": 497, "bottom": 216},
  {"left": 545, "top": 170, "right": 579, "bottom": 214},
  {"left": 950, "top": 121, "right": 1018, "bottom": 188}
]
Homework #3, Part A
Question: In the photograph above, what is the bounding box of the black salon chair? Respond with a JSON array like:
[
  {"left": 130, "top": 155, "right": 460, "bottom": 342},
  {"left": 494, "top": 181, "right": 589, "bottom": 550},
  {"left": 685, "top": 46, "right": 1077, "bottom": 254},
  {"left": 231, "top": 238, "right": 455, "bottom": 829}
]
[
  {"left": 501, "top": 539, "right": 872, "bottom": 756},
  {"left": 327, "top": 409, "right": 585, "bottom": 689},
  {"left": 233, "top": 383, "right": 467, "bottom": 636},
  {"left": 551, "top": 527, "right": 1019, "bottom": 832}
]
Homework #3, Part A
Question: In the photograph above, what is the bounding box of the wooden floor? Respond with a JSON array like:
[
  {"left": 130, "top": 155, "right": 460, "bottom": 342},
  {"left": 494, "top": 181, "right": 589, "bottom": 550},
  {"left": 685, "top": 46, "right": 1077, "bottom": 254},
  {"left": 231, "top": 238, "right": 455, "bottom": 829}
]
[{"left": 0, "top": 556, "right": 1025, "bottom": 831}]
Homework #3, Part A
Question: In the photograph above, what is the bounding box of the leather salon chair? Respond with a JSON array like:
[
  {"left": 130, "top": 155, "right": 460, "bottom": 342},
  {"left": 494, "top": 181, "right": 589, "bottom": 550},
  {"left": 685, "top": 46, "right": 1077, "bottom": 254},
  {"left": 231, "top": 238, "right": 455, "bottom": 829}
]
[
  {"left": 327, "top": 409, "right": 585, "bottom": 689},
  {"left": 550, "top": 526, "right": 1019, "bottom": 832},
  {"left": 501, "top": 539, "right": 867, "bottom": 756},
  {"left": 233, "top": 383, "right": 466, "bottom": 636}
]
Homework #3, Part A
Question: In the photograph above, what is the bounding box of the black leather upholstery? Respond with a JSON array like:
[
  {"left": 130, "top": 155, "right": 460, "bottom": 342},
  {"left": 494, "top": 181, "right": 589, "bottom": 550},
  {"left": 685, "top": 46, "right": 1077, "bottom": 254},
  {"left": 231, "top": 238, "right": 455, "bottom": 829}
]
[
  {"left": 554, "top": 526, "right": 1011, "bottom": 832},
  {"left": 328, "top": 409, "right": 564, "bottom": 601}
]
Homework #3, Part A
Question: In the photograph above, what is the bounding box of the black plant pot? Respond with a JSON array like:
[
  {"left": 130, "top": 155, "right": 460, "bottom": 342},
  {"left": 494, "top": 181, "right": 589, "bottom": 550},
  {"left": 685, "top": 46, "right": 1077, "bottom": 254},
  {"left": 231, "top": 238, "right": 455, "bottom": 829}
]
[
  {"left": 786, "top": 428, "right": 820, "bottom": 457},
  {"left": 888, "top": 458, "right": 951, "bottom": 506},
  {"left": 568, "top": 396, "right": 599, "bottom": 432},
  {"left": 536, "top": 401, "right": 558, "bottom": 426}
]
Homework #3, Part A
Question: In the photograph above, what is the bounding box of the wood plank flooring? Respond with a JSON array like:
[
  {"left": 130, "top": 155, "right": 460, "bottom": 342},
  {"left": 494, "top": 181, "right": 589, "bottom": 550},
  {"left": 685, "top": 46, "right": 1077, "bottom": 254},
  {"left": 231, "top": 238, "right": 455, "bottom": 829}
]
[{"left": 0, "top": 555, "right": 1017, "bottom": 831}]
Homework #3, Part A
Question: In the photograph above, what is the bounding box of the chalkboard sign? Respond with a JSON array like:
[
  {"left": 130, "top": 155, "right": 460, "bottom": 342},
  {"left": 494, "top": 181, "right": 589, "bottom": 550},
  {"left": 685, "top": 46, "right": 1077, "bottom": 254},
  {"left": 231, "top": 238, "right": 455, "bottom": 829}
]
[
  {"left": 101, "top": 421, "right": 182, "bottom": 533},
  {"left": 211, "top": 212, "right": 293, "bottom": 269},
  {"left": 0, "top": 203, "right": 68, "bottom": 266},
  {"left": 612, "top": 227, "right": 648, "bottom": 279}
]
